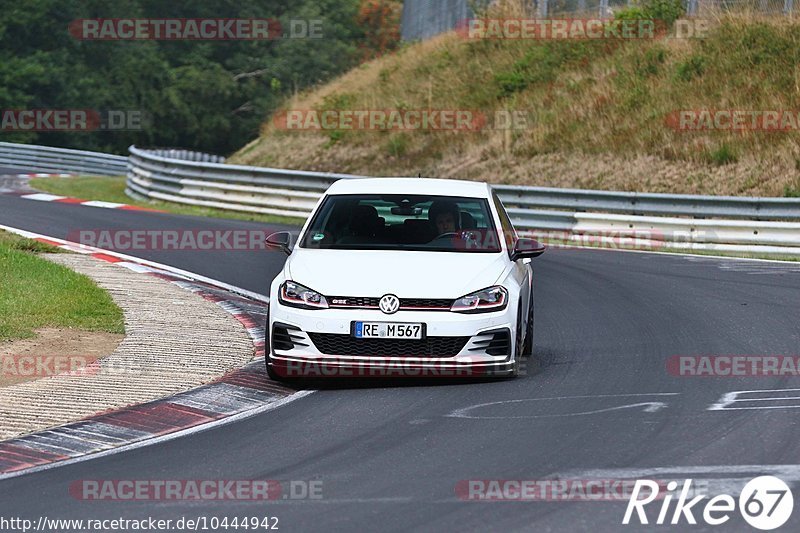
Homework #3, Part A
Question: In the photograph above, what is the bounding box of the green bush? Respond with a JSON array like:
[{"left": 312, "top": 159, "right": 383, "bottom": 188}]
[
  {"left": 784, "top": 174, "right": 800, "bottom": 197},
  {"left": 613, "top": 7, "right": 647, "bottom": 21},
  {"left": 494, "top": 70, "right": 530, "bottom": 96},
  {"left": 493, "top": 42, "right": 605, "bottom": 98},
  {"left": 675, "top": 55, "right": 706, "bottom": 81},
  {"left": 640, "top": 46, "right": 667, "bottom": 77},
  {"left": 615, "top": 0, "right": 685, "bottom": 28},
  {"left": 642, "top": 0, "right": 685, "bottom": 27},
  {"left": 706, "top": 144, "right": 738, "bottom": 166}
]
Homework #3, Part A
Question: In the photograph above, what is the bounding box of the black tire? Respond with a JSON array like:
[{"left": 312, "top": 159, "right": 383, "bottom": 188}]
[
  {"left": 521, "top": 299, "right": 534, "bottom": 358},
  {"left": 510, "top": 306, "right": 524, "bottom": 378},
  {"left": 265, "top": 353, "right": 283, "bottom": 382}
]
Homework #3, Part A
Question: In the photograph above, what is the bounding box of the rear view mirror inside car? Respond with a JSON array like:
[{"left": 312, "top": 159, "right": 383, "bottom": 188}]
[{"left": 391, "top": 206, "right": 423, "bottom": 216}]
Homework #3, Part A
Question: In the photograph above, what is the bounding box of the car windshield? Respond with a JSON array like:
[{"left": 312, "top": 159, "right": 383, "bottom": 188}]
[{"left": 299, "top": 194, "right": 502, "bottom": 252}]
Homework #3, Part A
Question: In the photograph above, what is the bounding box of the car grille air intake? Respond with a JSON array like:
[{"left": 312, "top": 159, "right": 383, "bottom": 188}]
[
  {"left": 308, "top": 333, "right": 469, "bottom": 357},
  {"left": 271, "top": 323, "right": 308, "bottom": 351},
  {"left": 401, "top": 298, "right": 454, "bottom": 309},
  {"left": 327, "top": 296, "right": 454, "bottom": 310},
  {"left": 468, "top": 328, "right": 512, "bottom": 356}
]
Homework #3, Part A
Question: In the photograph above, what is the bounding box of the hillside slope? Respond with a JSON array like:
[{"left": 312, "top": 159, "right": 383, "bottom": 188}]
[{"left": 232, "top": 16, "right": 800, "bottom": 197}]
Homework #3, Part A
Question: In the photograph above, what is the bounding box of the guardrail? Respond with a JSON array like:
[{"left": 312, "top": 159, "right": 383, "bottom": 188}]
[
  {"left": 127, "top": 145, "right": 358, "bottom": 218},
  {"left": 4, "top": 143, "right": 799, "bottom": 257},
  {"left": 494, "top": 185, "right": 800, "bottom": 221},
  {"left": 125, "top": 145, "right": 800, "bottom": 257},
  {"left": 0, "top": 142, "right": 126, "bottom": 176}
]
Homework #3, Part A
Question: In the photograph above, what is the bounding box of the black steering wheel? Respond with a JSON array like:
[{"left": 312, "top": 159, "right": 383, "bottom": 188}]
[{"left": 432, "top": 232, "right": 461, "bottom": 241}]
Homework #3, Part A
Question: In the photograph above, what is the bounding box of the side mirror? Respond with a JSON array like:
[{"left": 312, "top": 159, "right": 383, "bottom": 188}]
[
  {"left": 265, "top": 231, "right": 293, "bottom": 256},
  {"left": 510, "top": 238, "right": 545, "bottom": 261}
]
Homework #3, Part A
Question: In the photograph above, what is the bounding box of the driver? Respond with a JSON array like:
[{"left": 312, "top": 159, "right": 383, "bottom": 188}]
[{"left": 428, "top": 200, "right": 460, "bottom": 235}]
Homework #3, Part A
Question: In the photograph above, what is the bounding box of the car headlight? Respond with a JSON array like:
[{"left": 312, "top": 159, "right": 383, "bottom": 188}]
[
  {"left": 451, "top": 286, "right": 508, "bottom": 313},
  {"left": 279, "top": 281, "right": 329, "bottom": 309}
]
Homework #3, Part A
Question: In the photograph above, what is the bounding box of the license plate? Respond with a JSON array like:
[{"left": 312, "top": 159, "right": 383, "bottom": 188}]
[{"left": 354, "top": 322, "right": 424, "bottom": 339}]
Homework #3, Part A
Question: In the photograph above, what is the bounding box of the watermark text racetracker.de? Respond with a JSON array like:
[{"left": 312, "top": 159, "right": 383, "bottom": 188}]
[
  {"left": 271, "top": 359, "right": 531, "bottom": 378},
  {"left": 523, "top": 229, "right": 667, "bottom": 251},
  {"left": 273, "top": 109, "right": 534, "bottom": 131},
  {"left": 1, "top": 109, "right": 145, "bottom": 132},
  {"left": 1, "top": 355, "right": 99, "bottom": 380},
  {"left": 458, "top": 18, "right": 710, "bottom": 40},
  {"left": 69, "top": 479, "right": 322, "bottom": 501},
  {"left": 666, "top": 109, "right": 800, "bottom": 132},
  {"left": 0, "top": 354, "right": 190, "bottom": 380},
  {"left": 457, "top": 479, "right": 699, "bottom": 501},
  {"left": 69, "top": 18, "right": 323, "bottom": 40},
  {"left": 70, "top": 229, "right": 275, "bottom": 252},
  {"left": 668, "top": 355, "right": 800, "bottom": 377}
]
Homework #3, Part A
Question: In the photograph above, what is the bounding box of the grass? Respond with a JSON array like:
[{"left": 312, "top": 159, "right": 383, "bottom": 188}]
[
  {"left": 30, "top": 176, "right": 306, "bottom": 226},
  {"left": 785, "top": 176, "right": 800, "bottom": 197},
  {"left": 229, "top": 6, "right": 800, "bottom": 197},
  {"left": 0, "top": 231, "right": 125, "bottom": 341}
]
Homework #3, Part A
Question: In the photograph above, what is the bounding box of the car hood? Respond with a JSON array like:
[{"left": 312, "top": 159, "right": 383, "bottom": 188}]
[{"left": 286, "top": 248, "right": 508, "bottom": 298}]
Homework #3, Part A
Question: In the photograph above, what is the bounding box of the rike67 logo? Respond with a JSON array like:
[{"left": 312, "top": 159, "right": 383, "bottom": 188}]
[{"left": 623, "top": 476, "right": 794, "bottom": 530}]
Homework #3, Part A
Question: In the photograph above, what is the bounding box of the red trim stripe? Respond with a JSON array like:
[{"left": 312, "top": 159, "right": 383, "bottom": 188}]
[
  {"left": 96, "top": 403, "right": 222, "bottom": 436},
  {"left": 34, "top": 237, "right": 63, "bottom": 247},
  {"left": 54, "top": 197, "right": 86, "bottom": 204},
  {"left": 118, "top": 205, "right": 166, "bottom": 213},
  {"left": 90, "top": 253, "right": 123, "bottom": 263},
  {"left": 0, "top": 443, "right": 69, "bottom": 472}
]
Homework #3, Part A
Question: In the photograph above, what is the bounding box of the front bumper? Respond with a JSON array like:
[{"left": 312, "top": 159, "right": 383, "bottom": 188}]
[{"left": 268, "top": 301, "right": 516, "bottom": 378}]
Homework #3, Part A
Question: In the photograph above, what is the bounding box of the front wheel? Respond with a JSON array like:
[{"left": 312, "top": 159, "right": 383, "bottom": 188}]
[
  {"left": 521, "top": 301, "right": 534, "bottom": 358},
  {"left": 510, "top": 308, "right": 524, "bottom": 377}
]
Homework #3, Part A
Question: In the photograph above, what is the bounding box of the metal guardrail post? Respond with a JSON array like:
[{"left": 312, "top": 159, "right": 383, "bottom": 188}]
[{"left": 538, "top": 0, "right": 548, "bottom": 18}]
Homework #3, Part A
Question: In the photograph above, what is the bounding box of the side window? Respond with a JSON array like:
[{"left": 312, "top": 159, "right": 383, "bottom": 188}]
[{"left": 492, "top": 192, "right": 518, "bottom": 256}]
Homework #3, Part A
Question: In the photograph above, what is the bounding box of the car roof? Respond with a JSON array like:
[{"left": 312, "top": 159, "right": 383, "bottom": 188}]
[{"left": 325, "top": 177, "right": 491, "bottom": 198}]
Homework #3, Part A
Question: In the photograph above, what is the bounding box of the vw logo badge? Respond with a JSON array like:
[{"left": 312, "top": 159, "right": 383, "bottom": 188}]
[{"left": 379, "top": 294, "right": 400, "bottom": 314}]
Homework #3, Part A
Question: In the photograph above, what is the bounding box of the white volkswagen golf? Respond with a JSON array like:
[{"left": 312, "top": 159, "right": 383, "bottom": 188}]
[{"left": 264, "top": 178, "right": 545, "bottom": 380}]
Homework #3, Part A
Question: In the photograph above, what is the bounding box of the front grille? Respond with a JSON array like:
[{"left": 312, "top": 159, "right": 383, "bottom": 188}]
[
  {"left": 327, "top": 296, "right": 453, "bottom": 310},
  {"left": 328, "top": 296, "right": 379, "bottom": 307},
  {"left": 401, "top": 298, "right": 453, "bottom": 309},
  {"left": 308, "top": 333, "right": 469, "bottom": 357}
]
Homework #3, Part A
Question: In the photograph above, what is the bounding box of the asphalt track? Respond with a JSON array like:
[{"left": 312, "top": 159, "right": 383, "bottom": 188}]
[
  {"left": 0, "top": 167, "right": 25, "bottom": 175},
  {"left": 1, "top": 193, "right": 800, "bottom": 532}
]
